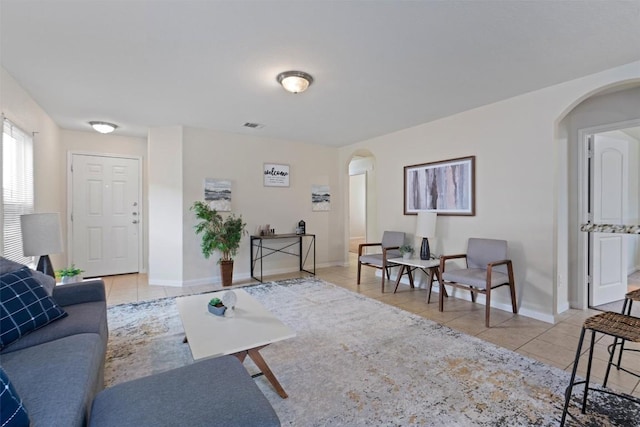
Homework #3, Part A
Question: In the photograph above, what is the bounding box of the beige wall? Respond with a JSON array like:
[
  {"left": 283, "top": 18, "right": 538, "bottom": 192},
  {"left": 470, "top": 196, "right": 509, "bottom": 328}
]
[
  {"left": 1, "top": 68, "right": 63, "bottom": 266},
  {"left": 178, "top": 126, "right": 343, "bottom": 285},
  {"left": 339, "top": 60, "right": 640, "bottom": 323},
  {"left": 145, "top": 125, "right": 344, "bottom": 286}
]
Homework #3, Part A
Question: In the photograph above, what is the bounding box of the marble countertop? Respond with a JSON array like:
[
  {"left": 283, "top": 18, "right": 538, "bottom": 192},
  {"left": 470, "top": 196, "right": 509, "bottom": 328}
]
[{"left": 580, "top": 223, "right": 640, "bottom": 234}]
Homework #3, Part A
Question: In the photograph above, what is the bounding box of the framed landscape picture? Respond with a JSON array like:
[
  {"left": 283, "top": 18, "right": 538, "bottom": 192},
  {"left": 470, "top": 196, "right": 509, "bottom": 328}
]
[
  {"left": 312, "top": 185, "right": 330, "bottom": 211},
  {"left": 404, "top": 156, "right": 475, "bottom": 216},
  {"left": 204, "top": 178, "right": 231, "bottom": 212}
]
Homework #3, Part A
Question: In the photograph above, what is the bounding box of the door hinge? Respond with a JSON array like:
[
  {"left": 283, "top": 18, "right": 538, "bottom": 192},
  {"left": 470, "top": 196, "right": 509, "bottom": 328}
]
[
  {"left": 70, "top": 213, "right": 73, "bottom": 222},
  {"left": 70, "top": 163, "right": 73, "bottom": 172}
]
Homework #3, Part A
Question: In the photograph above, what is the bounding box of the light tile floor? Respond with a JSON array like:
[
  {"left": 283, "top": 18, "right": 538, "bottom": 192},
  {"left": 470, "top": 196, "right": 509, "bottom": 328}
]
[{"left": 102, "top": 254, "right": 639, "bottom": 397}]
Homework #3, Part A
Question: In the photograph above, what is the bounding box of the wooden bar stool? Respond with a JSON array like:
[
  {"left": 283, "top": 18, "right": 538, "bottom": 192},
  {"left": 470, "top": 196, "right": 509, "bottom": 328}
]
[
  {"left": 603, "top": 288, "right": 640, "bottom": 386},
  {"left": 560, "top": 311, "right": 640, "bottom": 426}
]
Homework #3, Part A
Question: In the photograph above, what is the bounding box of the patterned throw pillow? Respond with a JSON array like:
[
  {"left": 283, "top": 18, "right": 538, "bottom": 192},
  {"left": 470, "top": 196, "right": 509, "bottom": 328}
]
[
  {"left": 0, "top": 267, "right": 67, "bottom": 350},
  {"left": 0, "top": 257, "right": 55, "bottom": 296},
  {"left": 0, "top": 367, "right": 30, "bottom": 427}
]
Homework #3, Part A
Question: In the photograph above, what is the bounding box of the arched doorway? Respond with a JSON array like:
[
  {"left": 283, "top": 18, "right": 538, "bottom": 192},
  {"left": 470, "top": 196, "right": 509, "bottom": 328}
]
[
  {"left": 557, "top": 83, "right": 640, "bottom": 311},
  {"left": 347, "top": 151, "right": 376, "bottom": 262}
]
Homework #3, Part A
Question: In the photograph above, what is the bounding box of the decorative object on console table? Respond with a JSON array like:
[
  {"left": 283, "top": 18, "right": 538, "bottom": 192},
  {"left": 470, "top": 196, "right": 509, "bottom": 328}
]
[
  {"left": 56, "top": 264, "right": 84, "bottom": 284},
  {"left": 415, "top": 211, "right": 437, "bottom": 260},
  {"left": 191, "top": 201, "right": 247, "bottom": 287},
  {"left": 20, "top": 213, "right": 63, "bottom": 278},
  {"left": 404, "top": 156, "right": 475, "bottom": 216},
  {"left": 297, "top": 220, "right": 306, "bottom": 235}
]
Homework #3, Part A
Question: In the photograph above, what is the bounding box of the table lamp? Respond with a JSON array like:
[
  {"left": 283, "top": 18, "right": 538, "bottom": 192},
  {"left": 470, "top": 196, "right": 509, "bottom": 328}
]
[
  {"left": 20, "top": 213, "right": 63, "bottom": 278},
  {"left": 415, "top": 211, "right": 437, "bottom": 260}
]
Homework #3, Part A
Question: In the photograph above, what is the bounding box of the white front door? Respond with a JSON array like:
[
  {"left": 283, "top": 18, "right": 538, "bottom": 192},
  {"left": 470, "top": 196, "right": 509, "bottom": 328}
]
[
  {"left": 590, "top": 134, "right": 628, "bottom": 306},
  {"left": 71, "top": 154, "right": 141, "bottom": 277}
]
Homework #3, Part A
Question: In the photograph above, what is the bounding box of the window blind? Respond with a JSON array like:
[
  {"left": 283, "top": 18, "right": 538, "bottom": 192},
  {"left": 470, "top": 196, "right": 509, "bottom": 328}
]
[{"left": 2, "top": 118, "right": 34, "bottom": 264}]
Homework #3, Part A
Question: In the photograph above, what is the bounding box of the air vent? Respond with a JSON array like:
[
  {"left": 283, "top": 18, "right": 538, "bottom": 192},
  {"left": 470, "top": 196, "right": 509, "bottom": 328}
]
[{"left": 243, "top": 122, "right": 265, "bottom": 129}]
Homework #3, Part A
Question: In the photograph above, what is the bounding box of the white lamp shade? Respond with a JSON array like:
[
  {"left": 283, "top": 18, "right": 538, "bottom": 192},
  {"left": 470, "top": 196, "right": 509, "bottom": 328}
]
[
  {"left": 20, "top": 213, "right": 63, "bottom": 256},
  {"left": 415, "top": 211, "right": 437, "bottom": 238}
]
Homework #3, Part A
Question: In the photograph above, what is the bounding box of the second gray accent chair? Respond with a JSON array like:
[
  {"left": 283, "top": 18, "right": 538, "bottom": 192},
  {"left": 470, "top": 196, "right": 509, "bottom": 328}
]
[
  {"left": 357, "top": 231, "right": 404, "bottom": 292},
  {"left": 439, "top": 238, "right": 517, "bottom": 327}
]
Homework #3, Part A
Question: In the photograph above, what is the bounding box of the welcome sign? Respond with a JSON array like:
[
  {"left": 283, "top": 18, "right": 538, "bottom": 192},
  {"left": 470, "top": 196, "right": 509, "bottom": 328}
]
[{"left": 264, "top": 163, "right": 290, "bottom": 187}]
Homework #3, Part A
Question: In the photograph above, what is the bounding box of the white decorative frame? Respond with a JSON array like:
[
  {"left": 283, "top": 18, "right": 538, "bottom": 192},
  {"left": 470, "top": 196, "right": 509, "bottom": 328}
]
[{"left": 263, "top": 163, "right": 290, "bottom": 187}]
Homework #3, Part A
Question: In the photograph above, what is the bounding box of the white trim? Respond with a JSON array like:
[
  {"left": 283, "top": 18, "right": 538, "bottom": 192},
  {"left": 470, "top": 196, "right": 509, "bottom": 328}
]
[{"left": 67, "top": 151, "right": 144, "bottom": 274}]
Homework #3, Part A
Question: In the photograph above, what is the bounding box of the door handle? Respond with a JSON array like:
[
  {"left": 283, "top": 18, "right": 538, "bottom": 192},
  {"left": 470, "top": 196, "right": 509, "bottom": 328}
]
[{"left": 132, "top": 220, "right": 138, "bottom": 224}]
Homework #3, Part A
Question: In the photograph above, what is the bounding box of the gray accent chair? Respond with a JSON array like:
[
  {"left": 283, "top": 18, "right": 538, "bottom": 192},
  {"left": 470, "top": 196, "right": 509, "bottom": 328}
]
[
  {"left": 439, "top": 238, "right": 517, "bottom": 327},
  {"left": 357, "top": 231, "right": 404, "bottom": 292}
]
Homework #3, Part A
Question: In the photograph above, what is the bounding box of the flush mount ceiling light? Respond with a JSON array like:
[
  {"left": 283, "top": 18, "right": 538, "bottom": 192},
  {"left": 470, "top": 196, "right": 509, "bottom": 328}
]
[
  {"left": 277, "top": 71, "right": 313, "bottom": 94},
  {"left": 89, "top": 121, "right": 118, "bottom": 134}
]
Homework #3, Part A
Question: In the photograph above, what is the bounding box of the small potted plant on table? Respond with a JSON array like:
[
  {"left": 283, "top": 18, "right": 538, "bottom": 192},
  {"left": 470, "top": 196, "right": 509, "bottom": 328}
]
[
  {"left": 56, "top": 264, "right": 84, "bottom": 284},
  {"left": 208, "top": 297, "right": 227, "bottom": 316},
  {"left": 399, "top": 245, "right": 414, "bottom": 260}
]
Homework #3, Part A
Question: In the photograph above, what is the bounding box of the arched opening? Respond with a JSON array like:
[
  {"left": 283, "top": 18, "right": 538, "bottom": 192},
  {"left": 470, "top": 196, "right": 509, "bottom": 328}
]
[
  {"left": 556, "top": 81, "right": 640, "bottom": 312},
  {"left": 346, "top": 150, "right": 377, "bottom": 266}
]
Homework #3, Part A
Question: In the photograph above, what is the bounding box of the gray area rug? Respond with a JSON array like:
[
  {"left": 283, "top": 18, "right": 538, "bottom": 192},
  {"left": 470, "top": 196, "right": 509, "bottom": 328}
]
[{"left": 105, "top": 278, "right": 639, "bottom": 426}]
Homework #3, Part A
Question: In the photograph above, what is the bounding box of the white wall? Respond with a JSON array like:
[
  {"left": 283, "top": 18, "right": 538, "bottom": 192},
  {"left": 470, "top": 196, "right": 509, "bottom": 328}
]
[
  {"left": 148, "top": 126, "right": 184, "bottom": 285},
  {"left": 177, "top": 126, "right": 342, "bottom": 285},
  {"left": 349, "top": 174, "right": 366, "bottom": 239},
  {"left": 339, "top": 60, "right": 640, "bottom": 323}
]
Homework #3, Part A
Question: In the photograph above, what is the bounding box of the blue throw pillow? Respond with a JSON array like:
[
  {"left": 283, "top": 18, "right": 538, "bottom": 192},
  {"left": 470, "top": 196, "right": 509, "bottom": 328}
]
[
  {"left": 0, "top": 266, "right": 67, "bottom": 350},
  {"left": 0, "top": 367, "right": 30, "bottom": 427}
]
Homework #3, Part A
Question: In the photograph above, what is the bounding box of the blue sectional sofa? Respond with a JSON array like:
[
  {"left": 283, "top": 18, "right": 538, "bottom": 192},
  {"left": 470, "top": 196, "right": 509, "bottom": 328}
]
[
  {"left": 1, "top": 257, "right": 108, "bottom": 427},
  {"left": 0, "top": 258, "right": 280, "bottom": 427}
]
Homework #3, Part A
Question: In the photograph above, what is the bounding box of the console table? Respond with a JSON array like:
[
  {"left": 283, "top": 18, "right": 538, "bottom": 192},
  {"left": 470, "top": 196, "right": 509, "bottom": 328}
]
[{"left": 250, "top": 234, "right": 316, "bottom": 282}]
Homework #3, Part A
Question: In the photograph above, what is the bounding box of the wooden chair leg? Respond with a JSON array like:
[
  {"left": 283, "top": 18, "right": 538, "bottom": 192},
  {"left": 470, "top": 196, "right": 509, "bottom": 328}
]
[
  {"left": 485, "top": 286, "right": 491, "bottom": 328},
  {"left": 470, "top": 287, "right": 476, "bottom": 302},
  {"left": 357, "top": 261, "right": 362, "bottom": 285},
  {"left": 508, "top": 263, "right": 517, "bottom": 313},
  {"left": 381, "top": 266, "right": 386, "bottom": 293}
]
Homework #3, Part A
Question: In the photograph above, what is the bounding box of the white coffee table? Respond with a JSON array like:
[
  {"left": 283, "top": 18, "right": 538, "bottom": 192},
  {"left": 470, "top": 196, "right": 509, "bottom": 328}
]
[
  {"left": 387, "top": 257, "right": 448, "bottom": 303},
  {"left": 176, "top": 289, "right": 295, "bottom": 398}
]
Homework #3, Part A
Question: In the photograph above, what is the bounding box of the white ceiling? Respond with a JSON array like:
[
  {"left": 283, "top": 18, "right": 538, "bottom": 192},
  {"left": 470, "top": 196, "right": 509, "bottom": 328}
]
[{"left": 1, "top": 0, "right": 639, "bottom": 147}]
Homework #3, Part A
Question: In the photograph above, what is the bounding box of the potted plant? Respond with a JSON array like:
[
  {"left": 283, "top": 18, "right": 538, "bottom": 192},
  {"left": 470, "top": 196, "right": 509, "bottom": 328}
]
[
  {"left": 191, "top": 201, "right": 247, "bottom": 287},
  {"left": 207, "top": 297, "right": 226, "bottom": 316},
  {"left": 56, "top": 264, "right": 84, "bottom": 284},
  {"left": 399, "top": 245, "right": 414, "bottom": 260}
]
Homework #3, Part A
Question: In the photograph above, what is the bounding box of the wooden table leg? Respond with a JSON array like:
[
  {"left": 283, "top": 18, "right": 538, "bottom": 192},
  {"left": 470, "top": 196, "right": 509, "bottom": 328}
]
[
  {"left": 247, "top": 348, "right": 289, "bottom": 399},
  {"left": 426, "top": 268, "right": 434, "bottom": 303},
  {"left": 393, "top": 265, "right": 406, "bottom": 293}
]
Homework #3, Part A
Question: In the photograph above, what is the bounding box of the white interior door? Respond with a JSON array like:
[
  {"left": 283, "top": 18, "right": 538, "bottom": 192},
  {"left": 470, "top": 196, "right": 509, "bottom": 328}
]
[
  {"left": 71, "top": 154, "right": 140, "bottom": 277},
  {"left": 590, "top": 134, "right": 628, "bottom": 306}
]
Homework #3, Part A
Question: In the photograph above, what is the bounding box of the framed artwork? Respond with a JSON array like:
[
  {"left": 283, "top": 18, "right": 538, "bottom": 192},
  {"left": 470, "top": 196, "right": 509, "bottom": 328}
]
[
  {"left": 404, "top": 156, "right": 475, "bottom": 216},
  {"left": 312, "top": 185, "right": 330, "bottom": 211},
  {"left": 204, "top": 178, "right": 232, "bottom": 212},
  {"left": 264, "top": 163, "right": 290, "bottom": 187}
]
